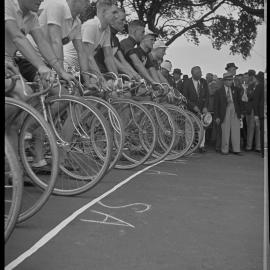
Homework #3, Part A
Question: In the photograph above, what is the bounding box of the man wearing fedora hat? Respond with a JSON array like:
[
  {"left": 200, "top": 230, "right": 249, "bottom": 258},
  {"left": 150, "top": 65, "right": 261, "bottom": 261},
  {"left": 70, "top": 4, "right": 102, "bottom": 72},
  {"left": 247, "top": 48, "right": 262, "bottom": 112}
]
[
  {"left": 225, "top": 62, "right": 238, "bottom": 76},
  {"left": 172, "top": 68, "right": 184, "bottom": 95},
  {"left": 214, "top": 72, "right": 244, "bottom": 155},
  {"left": 182, "top": 66, "right": 209, "bottom": 152}
]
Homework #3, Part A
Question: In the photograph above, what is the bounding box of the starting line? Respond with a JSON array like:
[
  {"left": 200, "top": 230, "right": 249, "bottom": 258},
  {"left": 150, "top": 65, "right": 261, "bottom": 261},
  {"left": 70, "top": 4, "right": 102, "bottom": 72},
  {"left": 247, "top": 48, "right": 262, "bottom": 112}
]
[{"left": 5, "top": 160, "right": 164, "bottom": 270}]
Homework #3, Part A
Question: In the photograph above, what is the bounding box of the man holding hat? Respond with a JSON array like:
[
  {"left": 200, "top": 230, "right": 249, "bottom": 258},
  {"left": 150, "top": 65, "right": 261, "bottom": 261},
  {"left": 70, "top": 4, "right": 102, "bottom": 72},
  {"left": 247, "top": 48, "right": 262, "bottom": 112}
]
[
  {"left": 172, "top": 68, "right": 184, "bottom": 95},
  {"left": 182, "top": 66, "right": 209, "bottom": 152},
  {"left": 214, "top": 72, "right": 244, "bottom": 155}
]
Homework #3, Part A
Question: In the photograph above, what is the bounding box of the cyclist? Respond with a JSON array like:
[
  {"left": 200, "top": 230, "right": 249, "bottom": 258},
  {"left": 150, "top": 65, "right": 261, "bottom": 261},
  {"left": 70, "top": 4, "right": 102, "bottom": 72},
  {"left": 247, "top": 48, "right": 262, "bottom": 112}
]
[
  {"left": 94, "top": 7, "right": 142, "bottom": 82},
  {"left": 64, "top": 0, "right": 119, "bottom": 89},
  {"left": 16, "top": 0, "right": 96, "bottom": 90},
  {"left": 5, "top": 0, "right": 74, "bottom": 92}
]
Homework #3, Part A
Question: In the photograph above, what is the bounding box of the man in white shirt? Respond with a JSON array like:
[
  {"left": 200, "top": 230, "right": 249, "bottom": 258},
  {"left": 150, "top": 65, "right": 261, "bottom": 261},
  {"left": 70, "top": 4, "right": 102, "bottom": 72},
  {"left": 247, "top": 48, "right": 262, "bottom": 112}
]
[
  {"left": 5, "top": 0, "right": 74, "bottom": 92},
  {"left": 64, "top": 0, "right": 118, "bottom": 88},
  {"left": 16, "top": 0, "right": 95, "bottom": 88},
  {"left": 214, "top": 72, "right": 243, "bottom": 155}
]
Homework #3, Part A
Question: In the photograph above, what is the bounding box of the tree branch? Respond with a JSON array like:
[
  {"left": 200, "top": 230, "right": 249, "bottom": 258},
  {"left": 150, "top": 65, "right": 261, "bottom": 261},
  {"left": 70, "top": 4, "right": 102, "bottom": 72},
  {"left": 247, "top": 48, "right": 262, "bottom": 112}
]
[{"left": 165, "top": 0, "right": 226, "bottom": 45}]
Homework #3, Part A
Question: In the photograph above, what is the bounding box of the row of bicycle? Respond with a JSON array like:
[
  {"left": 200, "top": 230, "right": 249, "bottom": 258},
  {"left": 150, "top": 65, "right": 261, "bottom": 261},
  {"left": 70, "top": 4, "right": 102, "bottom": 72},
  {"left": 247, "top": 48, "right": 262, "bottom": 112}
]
[{"left": 5, "top": 70, "right": 208, "bottom": 242}]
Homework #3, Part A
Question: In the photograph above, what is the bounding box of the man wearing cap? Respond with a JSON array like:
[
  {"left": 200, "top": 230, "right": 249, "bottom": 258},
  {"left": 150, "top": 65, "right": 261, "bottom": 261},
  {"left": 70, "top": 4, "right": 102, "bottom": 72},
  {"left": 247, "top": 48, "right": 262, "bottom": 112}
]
[
  {"left": 172, "top": 68, "right": 184, "bottom": 95},
  {"left": 148, "top": 40, "right": 171, "bottom": 84},
  {"left": 245, "top": 69, "right": 261, "bottom": 152},
  {"left": 160, "top": 60, "right": 174, "bottom": 86},
  {"left": 182, "top": 66, "right": 209, "bottom": 152},
  {"left": 253, "top": 71, "right": 265, "bottom": 157},
  {"left": 214, "top": 72, "right": 244, "bottom": 155}
]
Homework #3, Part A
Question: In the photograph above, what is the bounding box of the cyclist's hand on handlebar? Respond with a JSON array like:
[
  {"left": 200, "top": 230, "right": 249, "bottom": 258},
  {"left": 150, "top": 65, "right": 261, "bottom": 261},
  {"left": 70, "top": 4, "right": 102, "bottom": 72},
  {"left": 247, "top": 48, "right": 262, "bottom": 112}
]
[
  {"left": 5, "top": 61, "right": 20, "bottom": 76},
  {"left": 37, "top": 65, "right": 55, "bottom": 88},
  {"left": 58, "top": 70, "right": 75, "bottom": 85},
  {"left": 131, "top": 72, "right": 142, "bottom": 82}
]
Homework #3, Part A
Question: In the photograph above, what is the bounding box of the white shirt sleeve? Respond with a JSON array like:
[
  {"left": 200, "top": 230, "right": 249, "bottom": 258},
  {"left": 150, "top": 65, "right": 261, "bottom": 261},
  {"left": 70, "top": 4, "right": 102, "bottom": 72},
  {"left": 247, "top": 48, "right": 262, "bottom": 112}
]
[
  {"left": 44, "top": 2, "right": 65, "bottom": 27},
  {"left": 81, "top": 21, "right": 96, "bottom": 44},
  {"left": 102, "top": 28, "right": 111, "bottom": 48}
]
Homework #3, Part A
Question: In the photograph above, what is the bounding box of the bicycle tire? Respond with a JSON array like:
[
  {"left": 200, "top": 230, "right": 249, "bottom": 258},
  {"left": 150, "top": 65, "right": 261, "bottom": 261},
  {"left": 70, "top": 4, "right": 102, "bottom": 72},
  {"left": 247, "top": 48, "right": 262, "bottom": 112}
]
[
  {"left": 139, "top": 101, "right": 176, "bottom": 164},
  {"left": 184, "top": 110, "right": 204, "bottom": 156},
  {"left": 163, "top": 104, "right": 194, "bottom": 160},
  {"left": 5, "top": 135, "right": 23, "bottom": 242},
  {"left": 44, "top": 95, "right": 112, "bottom": 195},
  {"left": 83, "top": 96, "right": 125, "bottom": 171},
  {"left": 110, "top": 99, "right": 157, "bottom": 169},
  {"left": 5, "top": 97, "right": 59, "bottom": 223}
]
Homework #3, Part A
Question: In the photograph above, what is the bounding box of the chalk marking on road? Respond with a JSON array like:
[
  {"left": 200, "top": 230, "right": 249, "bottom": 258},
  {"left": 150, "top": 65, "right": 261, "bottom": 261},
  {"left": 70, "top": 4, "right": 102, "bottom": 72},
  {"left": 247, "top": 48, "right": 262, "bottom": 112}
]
[
  {"left": 164, "top": 159, "right": 187, "bottom": 164},
  {"left": 5, "top": 160, "right": 164, "bottom": 270},
  {"left": 145, "top": 169, "right": 177, "bottom": 176},
  {"left": 97, "top": 201, "right": 151, "bottom": 213},
  {"left": 80, "top": 210, "right": 135, "bottom": 228}
]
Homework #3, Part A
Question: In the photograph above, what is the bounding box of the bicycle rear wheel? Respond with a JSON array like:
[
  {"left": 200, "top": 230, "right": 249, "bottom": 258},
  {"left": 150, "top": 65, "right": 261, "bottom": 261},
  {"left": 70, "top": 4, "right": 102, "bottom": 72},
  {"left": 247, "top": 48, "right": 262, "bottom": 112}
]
[
  {"left": 5, "top": 135, "right": 23, "bottom": 242},
  {"left": 163, "top": 104, "right": 194, "bottom": 160},
  {"left": 111, "top": 99, "right": 157, "bottom": 169},
  {"left": 184, "top": 110, "right": 204, "bottom": 156},
  {"left": 5, "top": 97, "right": 59, "bottom": 223},
  {"left": 84, "top": 96, "right": 125, "bottom": 170},
  {"left": 45, "top": 95, "right": 112, "bottom": 195},
  {"left": 139, "top": 101, "right": 176, "bottom": 164}
]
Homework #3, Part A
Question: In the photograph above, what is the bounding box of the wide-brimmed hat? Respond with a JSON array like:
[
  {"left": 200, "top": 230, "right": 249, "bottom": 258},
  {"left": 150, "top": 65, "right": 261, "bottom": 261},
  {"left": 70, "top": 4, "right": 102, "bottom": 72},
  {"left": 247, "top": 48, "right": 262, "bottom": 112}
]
[
  {"left": 173, "top": 68, "right": 182, "bottom": 75},
  {"left": 201, "top": 112, "right": 212, "bottom": 128},
  {"left": 225, "top": 62, "right": 238, "bottom": 70},
  {"left": 223, "top": 72, "right": 234, "bottom": 80}
]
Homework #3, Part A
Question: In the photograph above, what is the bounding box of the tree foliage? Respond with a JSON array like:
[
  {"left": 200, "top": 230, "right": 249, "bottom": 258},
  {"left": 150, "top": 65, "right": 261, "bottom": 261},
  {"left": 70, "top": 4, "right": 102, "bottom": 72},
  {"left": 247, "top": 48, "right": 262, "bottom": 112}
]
[{"left": 80, "top": 0, "right": 264, "bottom": 59}]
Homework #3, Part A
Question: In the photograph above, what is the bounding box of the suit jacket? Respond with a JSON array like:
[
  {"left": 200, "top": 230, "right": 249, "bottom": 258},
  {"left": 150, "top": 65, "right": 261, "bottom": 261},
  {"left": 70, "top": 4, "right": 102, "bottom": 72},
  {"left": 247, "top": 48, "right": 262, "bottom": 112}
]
[
  {"left": 173, "top": 79, "right": 184, "bottom": 96},
  {"left": 253, "top": 82, "right": 264, "bottom": 119},
  {"left": 245, "top": 83, "right": 256, "bottom": 114},
  {"left": 214, "top": 85, "right": 243, "bottom": 124},
  {"left": 182, "top": 78, "right": 209, "bottom": 112}
]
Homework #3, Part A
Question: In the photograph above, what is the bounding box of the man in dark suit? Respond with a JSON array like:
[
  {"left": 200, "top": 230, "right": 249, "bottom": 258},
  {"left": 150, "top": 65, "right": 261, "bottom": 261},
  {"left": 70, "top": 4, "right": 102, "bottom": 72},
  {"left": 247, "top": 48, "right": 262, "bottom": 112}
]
[
  {"left": 214, "top": 72, "right": 244, "bottom": 155},
  {"left": 253, "top": 71, "right": 265, "bottom": 157},
  {"left": 172, "top": 68, "right": 184, "bottom": 95},
  {"left": 182, "top": 66, "right": 209, "bottom": 152}
]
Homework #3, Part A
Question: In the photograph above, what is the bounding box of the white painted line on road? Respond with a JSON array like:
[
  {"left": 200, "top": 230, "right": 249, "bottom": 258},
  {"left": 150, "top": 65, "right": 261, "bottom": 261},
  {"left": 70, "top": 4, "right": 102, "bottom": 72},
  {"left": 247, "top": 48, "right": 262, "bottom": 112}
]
[{"left": 5, "top": 160, "right": 164, "bottom": 270}]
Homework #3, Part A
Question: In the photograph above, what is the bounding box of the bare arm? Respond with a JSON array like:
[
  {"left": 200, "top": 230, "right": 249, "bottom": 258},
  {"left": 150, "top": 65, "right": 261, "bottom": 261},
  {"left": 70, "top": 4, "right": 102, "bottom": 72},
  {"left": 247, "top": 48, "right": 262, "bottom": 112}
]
[
  {"left": 5, "top": 20, "right": 46, "bottom": 71},
  {"left": 30, "top": 27, "right": 67, "bottom": 76},
  {"left": 129, "top": 53, "right": 155, "bottom": 84},
  {"left": 148, "top": 67, "right": 162, "bottom": 83},
  {"left": 83, "top": 42, "right": 103, "bottom": 77},
  {"left": 103, "top": 46, "right": 118, "bottom": 75},
  {"left": 46, "top": 24, "right": 64, "bottom": 68}
]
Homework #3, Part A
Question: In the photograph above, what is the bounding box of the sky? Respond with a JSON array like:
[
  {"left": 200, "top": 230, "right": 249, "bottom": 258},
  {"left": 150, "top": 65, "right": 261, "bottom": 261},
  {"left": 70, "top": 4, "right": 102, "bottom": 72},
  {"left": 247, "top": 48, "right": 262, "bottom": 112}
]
[{"left": 164, "top": 23, "right": 266, "bottom": 78}]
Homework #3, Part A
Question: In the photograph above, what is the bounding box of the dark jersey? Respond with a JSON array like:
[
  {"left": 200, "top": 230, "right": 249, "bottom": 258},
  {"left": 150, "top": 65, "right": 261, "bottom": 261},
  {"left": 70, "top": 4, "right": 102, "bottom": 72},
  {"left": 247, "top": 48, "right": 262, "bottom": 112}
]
[
  {"left": 94, "top": 27, "right": 121, "bottom": 73},
  {"left": 120, "top": 36, "right": 138, "bottom": 59}
]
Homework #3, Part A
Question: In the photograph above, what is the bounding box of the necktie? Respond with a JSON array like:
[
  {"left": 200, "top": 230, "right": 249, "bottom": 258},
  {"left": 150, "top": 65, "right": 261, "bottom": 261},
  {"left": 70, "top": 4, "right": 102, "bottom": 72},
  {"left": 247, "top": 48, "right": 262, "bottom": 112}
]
[{"left": 226, "top": 88, "right": 232, "bottom": 103}]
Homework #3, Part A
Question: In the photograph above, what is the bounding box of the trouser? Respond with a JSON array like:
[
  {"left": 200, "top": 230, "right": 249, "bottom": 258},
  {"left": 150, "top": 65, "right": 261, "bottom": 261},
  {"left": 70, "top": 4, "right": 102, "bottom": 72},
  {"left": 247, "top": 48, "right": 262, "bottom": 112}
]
[
  {"left": 246, "top": 109, "right": 261, "bottom": 150},
  {"left": 221, "top": 102, "right": 240, "bottom": 153},
  {"left": 260, "top": 118, "right": 264, "bottom": 154},
  {"left": 200, "top": 129, "right": 205, "bottom": 147}
]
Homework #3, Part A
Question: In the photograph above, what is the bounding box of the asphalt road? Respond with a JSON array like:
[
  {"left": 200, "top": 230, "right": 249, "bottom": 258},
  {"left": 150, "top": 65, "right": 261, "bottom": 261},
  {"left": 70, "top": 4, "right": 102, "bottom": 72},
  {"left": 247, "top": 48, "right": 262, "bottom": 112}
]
[{"left": 5, "top": 149, "right": 265, "bottom": 270}]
